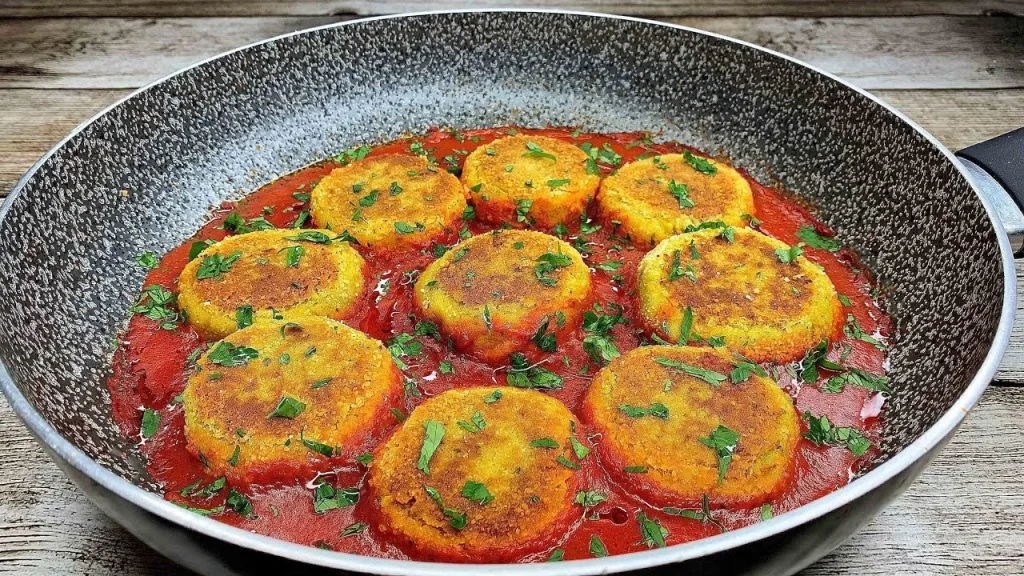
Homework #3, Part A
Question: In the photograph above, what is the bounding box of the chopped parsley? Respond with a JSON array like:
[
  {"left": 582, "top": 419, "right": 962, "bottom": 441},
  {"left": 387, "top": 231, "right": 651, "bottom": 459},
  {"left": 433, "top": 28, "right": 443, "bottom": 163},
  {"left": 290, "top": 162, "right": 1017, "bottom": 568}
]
[
  {"left": 312, "top": 482, "right": 359, "bottom": 514},
  {"left": 683, "top": 151, "right": 717, "bottom": 175},
  {"left": 140, "top": 408, "right": 160, "bottom": 439},
  {"left": 136, "top": 251, "right": 159, "bottom": 269},
  {"left": 799, "top": 339, "right": 843, "bottom": 383},
  {"left": 637, "top": 511, "right": 669, "bottom": 548},
  {"left": 534, "top": 251, "right": 572, "bottom": 286},
  {"left": 663, "top": 494, "right": 726, "bottom": 533},
  {"left": 796, "top": 226, "right": 840, "bottom": 252},
  {"left": 424, "top": 485, "right": 466, "bottom": 529},
  {"left": 207, "top": 341, "right": 259, "bottom": 367},
  {"left": 417, "top": 420, "right": 445, "bottom": 475},
  {"left": 225, "top": 488, "right": 255, "bottom": 518},
  {"left": 589, "top": 534, "right": 609, "bottom": 557},
  {"left": 131, "top": 285, "right": 180, "bottom": 330},
  {"left": 844, "top": 314, "right": 885, "bottom": 349},
  {"left": 333, "top": 144, "right": 370, "bottom": 165},
  {"left": 802, "top": 412, "right": 872, "bottom": 456},
  {"left": 235, "top": 305, "right": 254, "bottom": 329},
  {"left": 668, "top": 180, "right": 695, "bottom": 208},
  {"left": 188, "top": 239, "right": 215, "bottom": 260},
  {"left": 530, "top": 438, "right": 559, "bottom": 449},
  {"left": 531, "top": 316, "right": 558, "bottom": 353},
  {"left": 774, "top": 243, "right": 805, "bottom": 264},
  {"left": 461, "top": 480, "right": 494, "bottom": 505},
  {"left": 223, "top": 212, "right": 275, "bottom": 234},
  {"left": 729, "top": 356, "right": 768, "bottom": 383},
  {"left": 574, "top": 490, "right": 607, "bottom": 507},
  {"left": 267, "top": 396, "right": 305, "bottom": 419},
  {"left": 823, "top": 368, "right": 891, "bottom": 394},
  {"left": 515, "top": 198, "right": 533, "bottom": 224},
  {"left": 341, "top": 522, "right": 368, "bottom": 537},
  {"left": 547, "top": 178, "right": 571, "bottom": 188},
  {"left": 654, "top": 356, "right": 727, "bottom": 386},
  {"left": 522, "top": 141, "right": 556, "bottom": 161},
  {"left": 618, "top": 403, "right": 669, "bottom": 419},
  {"left": 483, "top": 389, "right": 503, "bottom": 404},
  {"left": 299, "top": 428, "right": 334, "bottom": 457},
  {"left": 457, "top": 411, "right": 487, "bottom": 433},
  {"left": 196, "top": 251, "right": 241, "bottom": 280},
  {"left": 699, "top": 425, "right": 740, "bottom": 483},
  {"left": 507, "top": 352, "right": 563, "bottom": 389},
  {"left": 438, "top": 360, "right": 455, "bottom": 374},
  {"left": 668, "top": 250, "right": 697, "bottom": 282},
  {"left": 394, "top": 221, "right": 425, "bottom": 234},
  {"left": 387, "top": 333, "right": 422, "bottom": 370}
]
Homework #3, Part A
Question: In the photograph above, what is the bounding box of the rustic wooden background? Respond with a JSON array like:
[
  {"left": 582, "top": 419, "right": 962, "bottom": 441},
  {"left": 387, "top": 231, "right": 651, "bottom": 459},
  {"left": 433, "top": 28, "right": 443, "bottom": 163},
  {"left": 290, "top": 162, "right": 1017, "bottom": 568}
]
[{"left": 1, "top": 1, "right": 1023, "bottom": 574}]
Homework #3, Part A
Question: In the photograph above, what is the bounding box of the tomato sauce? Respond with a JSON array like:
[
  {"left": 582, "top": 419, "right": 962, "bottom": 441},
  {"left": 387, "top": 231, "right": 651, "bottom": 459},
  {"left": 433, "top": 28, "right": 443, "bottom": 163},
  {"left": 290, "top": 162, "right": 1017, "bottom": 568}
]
[{"left": 108, "top": 127, "right": 891, "bottom": 561}]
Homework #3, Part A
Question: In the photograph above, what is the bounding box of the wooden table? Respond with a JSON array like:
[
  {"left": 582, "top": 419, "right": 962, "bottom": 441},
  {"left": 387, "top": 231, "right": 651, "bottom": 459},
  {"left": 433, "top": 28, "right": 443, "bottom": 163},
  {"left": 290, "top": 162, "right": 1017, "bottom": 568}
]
[{"left": 1, "top": 2, "right": 1023, "bottom": 574}]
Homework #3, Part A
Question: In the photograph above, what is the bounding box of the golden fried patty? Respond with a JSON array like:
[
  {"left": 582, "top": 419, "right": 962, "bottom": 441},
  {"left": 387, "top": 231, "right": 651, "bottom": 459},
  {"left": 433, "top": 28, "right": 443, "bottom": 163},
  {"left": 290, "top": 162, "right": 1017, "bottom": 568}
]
[
  {"left": 461, "top": 135, "right": 601, "bottom": 229},
  {"left": 369, "top": 387, "right": 581, "bottom": 562},
  {"left": 582, "top": 345, "right": 799, "bottom": 507},
  {"left": 637, "top": 226, "right": 841, "bottom": 363},
  {"left": 182, "top": 316, "right": 401, "bottom": 484},
  {"left": 413, "top": 230, "right": 592, "bottom": 362},
  {"left": 310, "top": 154, "right": 468, "bottom": 248},
  {"left": 596, "top": 152, "right": 754, "bottom": 246},
  {"left": 177, "top": 229, "right": 366, "bottom": 340}
]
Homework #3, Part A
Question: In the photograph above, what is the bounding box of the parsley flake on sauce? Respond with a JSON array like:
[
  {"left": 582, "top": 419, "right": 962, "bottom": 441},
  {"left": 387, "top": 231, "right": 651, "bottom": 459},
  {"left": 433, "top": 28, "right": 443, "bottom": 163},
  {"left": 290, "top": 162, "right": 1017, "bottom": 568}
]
[
  {"left": 796, "top": 226, "right": 841, "bottom": 252},
  {"left": 637, "top": 511, "right": 669, "bottom": 548},
  {"left": 683, "top": 151, "right": 717, "bottom": 175},
  {"left": 802, "top": 412, "right": 872, "bottom": 456},
  {"left": 417, "top": 420, "right": 445, "bottom": 475},
  {"left": 507, "top": 352, "right": 563, "bottom": 390},
  {"left": 136, "top": 251, "right": 159, "bottom": 269},
  {"left": 312, "top": 482, "right": 359, "bottom": 514},
  {"left": 140, "top": 408, "right": 160, "bottom": 439}
]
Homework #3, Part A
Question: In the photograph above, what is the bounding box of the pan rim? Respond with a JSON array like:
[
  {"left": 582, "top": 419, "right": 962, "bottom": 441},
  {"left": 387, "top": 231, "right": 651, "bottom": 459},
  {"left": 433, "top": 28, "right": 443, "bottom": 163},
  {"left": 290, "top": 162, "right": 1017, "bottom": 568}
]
[{"left": 0, "top": 8, "right": 1014, "bottom": 575}]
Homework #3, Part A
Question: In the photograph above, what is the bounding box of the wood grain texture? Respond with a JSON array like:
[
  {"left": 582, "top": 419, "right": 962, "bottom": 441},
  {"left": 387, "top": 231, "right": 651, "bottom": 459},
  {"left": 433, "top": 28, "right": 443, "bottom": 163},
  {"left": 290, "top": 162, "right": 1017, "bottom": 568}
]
[
  {"left": 1, "top": 15, "right": 1023, "bottom": 89},
  {"left": 1, "top": 0, "right": 1022, "bottom": 18},
  {"left": 1, "top": 386, "right": 1021, "bottom": 575}
]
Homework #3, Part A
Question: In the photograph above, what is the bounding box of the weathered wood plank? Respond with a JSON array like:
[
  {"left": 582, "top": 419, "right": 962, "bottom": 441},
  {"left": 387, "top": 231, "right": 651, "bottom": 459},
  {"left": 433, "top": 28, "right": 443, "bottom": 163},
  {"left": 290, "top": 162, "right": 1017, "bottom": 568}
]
[
  {"left": 0, "top": 386, "right": 1020, "bottom": 574},
  {"left": 0, "top": 0, "right": 1022, "bottom": 18},
  {"left": 1, "top": 16, "right": 1023, "bottom": 90}
]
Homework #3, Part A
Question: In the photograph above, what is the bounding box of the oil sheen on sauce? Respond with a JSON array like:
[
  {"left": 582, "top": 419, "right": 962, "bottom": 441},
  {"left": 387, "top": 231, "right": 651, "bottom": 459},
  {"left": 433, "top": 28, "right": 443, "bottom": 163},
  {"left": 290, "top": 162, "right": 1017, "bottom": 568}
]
[{"left": 108, "top": 127, "right": 891, "bottom": 561}]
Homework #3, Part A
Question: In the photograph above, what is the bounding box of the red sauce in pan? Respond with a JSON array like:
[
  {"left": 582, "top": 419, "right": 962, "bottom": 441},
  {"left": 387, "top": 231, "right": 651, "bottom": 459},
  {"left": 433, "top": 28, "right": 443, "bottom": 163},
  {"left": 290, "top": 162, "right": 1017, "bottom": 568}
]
[{"left": 107, "top": 127, "right": 891, "bottom": 561}]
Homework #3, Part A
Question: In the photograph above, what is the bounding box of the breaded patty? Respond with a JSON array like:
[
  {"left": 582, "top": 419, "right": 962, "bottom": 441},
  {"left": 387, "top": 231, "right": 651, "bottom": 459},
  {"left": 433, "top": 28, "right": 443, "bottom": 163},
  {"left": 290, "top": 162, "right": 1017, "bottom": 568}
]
[
  {"left": 596, "top": 152, "right": 754, "bottom": 246},
  {"left": 177, "top": 229, "right": 366, "bottom": 340},
  {"left": 461, "top": 135, "right": 601, "bottom": 229},
  {"left": 310, "top": 154, "right": 468, "bottom": 248},
  {"left": 582, "top": 345, "right": 799, "bottom": 507},
  {"left": 637, "top": 227, "right": 841, "bottom": 363},
  {"left": 413, "top": 230, "right": 592, "bottom": 362},
  {"left": 368, "top": 387, "right": 581, "bottom": 562},
  {"left": 182, "top": 316, "right": 401, "bottom": 484}
]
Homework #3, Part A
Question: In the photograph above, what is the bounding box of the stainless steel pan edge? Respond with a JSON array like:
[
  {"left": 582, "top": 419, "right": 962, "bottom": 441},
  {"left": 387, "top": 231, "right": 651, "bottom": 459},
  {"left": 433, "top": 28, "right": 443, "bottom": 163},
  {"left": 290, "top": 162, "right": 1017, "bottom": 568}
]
[{"left": 0, "top": 8, "right": 1015, "bottom": 576}]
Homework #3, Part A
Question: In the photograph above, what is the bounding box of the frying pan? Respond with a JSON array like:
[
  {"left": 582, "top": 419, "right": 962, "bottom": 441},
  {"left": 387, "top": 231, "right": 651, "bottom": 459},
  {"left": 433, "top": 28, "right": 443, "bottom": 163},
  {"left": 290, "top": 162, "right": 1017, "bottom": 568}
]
[{"left": 0, "top": 9, "right": 1019, "bottom": 576}]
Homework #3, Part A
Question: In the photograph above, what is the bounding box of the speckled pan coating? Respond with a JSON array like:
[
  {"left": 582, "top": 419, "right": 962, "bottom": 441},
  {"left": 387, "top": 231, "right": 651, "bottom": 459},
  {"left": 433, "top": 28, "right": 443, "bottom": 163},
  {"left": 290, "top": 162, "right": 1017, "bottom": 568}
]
[{"left": 0, "top": 9, "right": 1006, "bottom": 568}]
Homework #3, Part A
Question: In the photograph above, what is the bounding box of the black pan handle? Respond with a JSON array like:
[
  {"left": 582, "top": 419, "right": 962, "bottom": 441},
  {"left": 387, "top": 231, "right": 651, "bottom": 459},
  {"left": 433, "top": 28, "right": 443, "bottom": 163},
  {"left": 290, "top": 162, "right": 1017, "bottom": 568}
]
[{"left": 955, "top": 128, "right": 1024, "bottom": 256}]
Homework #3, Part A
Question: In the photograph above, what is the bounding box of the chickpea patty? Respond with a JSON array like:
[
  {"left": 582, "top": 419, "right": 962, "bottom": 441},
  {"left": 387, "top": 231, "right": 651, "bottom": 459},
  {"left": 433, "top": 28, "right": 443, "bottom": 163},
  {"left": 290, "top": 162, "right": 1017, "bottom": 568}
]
[
  {"left": 182, "top": 316, "right": 401, "bottom": 484},
  {"left": 310, "top": 154, "right": 468, "bottom": 248},
  {"left": 368, "top": 387, "right": 581, "bottom": 562},
  {"left": 177, "top": 228, "right": 366, "bottom": 340},
  {"left": 637, "top": 226, "right": 842, "bottom": 363},
  {"left": 582, "top": 345, "right": 799, "bottom": 507},
  {"left": 461, "top": 135, "right": 600, "bottom": 229},
  {"left": 596, "top": 152, "right": 754, "bottom": 246},
  {"left": 413, "top": 230, "right": 592, "bottom": 363}
]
